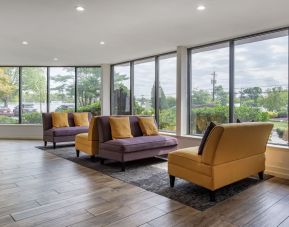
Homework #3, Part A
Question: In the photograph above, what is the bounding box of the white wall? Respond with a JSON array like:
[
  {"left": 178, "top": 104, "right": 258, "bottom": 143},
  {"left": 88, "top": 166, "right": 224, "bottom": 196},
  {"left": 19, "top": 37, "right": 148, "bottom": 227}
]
[{"left": 0, "top": 124, "right": 42, "bottom": 140}]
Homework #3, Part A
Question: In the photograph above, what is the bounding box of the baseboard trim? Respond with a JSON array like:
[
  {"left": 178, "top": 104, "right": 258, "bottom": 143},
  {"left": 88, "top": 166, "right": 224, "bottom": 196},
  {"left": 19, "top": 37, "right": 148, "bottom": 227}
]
[{"left": 266, "top": 165, "right": 289, "bottom": 180}]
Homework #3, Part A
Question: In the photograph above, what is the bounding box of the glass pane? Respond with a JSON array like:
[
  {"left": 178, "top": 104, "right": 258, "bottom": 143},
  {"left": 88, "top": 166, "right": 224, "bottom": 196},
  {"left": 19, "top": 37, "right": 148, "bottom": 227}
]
[
  {"left": 112, "top": 63, "right": 130, "bottom": 115},
  {"left": 159, "top": 53, "right": 177, "bottom": 132},
  {"left": 0, "top": 67, "right": 19, "bottom": 124},
  {"left": 77, "top": 67, "right": 102, "bottom": 115},
  {"left": 133, "top": 58, "right": 155, "bottom": 115},
  {"left": 22, "top": 67, "right": 47, "bottom": 124},
  {"left": 235, "top": 31, "right": 288, "bottom": 145},
  {"left": 49, "top": 67, "right": 75, "bottom": 112},
  {"left": 190, "top": 43, "right": 230, "bottom": 135}
]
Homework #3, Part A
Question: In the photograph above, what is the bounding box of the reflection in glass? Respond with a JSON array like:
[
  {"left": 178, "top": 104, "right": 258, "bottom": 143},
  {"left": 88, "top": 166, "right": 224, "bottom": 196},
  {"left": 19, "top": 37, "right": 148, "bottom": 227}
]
[
  {"left": 22, "top": 67, "right": 47, "bottom": 124},
  {"left": 0, "top": 67, "right": 19, "bottom": 124},
  {"left": 77, "top": 67, "right": 102, "bottom": 115},
  {"left": 159, "top": 54, "right": 177, "bottom": 131},
  {"left": 235, "top": 31, "right": 288, "bottom": 145},
  {"left": 190, "top": 43, "right": 230, "bottom": 134},
  {"left": 112, "top": 63, "right": 130, "bottom": 115},
  {"left": 133, "top": 58, "right": 155, "bottom": 115},
  {"left": 49, "top": 67, "right": 75, "bottom": 112}
]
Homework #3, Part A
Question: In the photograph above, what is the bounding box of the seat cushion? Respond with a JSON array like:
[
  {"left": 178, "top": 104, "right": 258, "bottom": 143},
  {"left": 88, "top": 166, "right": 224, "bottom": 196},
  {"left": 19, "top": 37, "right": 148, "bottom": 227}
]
[
  {"left": 45, "top": 126, "right": 88, "bottom": 137},
  {"left": 100, "top": 135, "right": 178, "bottom": 153},
  {"left": 168, "top": 147, "right": 211, "bottom": 176},
  {"left": 75, "top": 133, "right": 89, "bottom": 146}
]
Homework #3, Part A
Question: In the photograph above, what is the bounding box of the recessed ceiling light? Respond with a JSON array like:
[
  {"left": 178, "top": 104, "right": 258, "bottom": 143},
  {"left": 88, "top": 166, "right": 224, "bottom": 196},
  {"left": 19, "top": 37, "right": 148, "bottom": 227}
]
[
  {"left": 197, "top": 5, "right": 206, "bottom": 11},
  {"left": 53, "top": 57, "right": 59, "bottom": 61},
  {"left": 100, "top": 41, "right": 105, "bottom": 45},
  {"left": 76, "top": 6, "right": 85, "bottom": 12},
  {"left": 22, "top": 41, "right": 29, "bottom": 45}
]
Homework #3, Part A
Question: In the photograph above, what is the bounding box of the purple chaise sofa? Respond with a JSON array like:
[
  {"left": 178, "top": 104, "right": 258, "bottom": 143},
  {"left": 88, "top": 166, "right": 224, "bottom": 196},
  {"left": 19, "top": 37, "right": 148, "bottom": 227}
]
[
  {"left": 42, "top": 112, "right": 92, "bottom": 149},
  {"left": 96, "top": 116, "right": 178, "bottom": 171}
]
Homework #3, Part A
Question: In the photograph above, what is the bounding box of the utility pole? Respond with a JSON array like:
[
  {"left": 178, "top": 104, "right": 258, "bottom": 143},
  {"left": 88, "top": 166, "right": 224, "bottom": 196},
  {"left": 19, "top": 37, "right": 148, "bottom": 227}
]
[{"left": 211, "top": 71, "right": 217, "bottom": 101}]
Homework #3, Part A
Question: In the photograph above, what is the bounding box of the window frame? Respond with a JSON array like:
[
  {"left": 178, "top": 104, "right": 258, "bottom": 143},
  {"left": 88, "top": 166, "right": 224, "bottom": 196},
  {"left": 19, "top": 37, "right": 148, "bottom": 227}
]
[
  {"left": 0, "top": 65, "right": 101, "bottom": 125},
  {"left": 187, "top": 28, "right": 289, "bottom": 146}
]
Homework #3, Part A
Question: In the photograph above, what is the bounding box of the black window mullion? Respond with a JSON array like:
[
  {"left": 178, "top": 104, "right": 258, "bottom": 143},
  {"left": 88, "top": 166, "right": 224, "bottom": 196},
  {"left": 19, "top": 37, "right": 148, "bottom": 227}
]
[
  {"left": 130, "top": 62, "right": 134, "bottom": 115},
  {"left": 155, "top": 56, "right": 160, "bottom": 126},
  {"left": 19, "top": 67, "right": 22, "bottom": 124},
  {"left": 75, "top": 67, "right": 78, "bottom": 112},
  {"left": 47, "top": 67, "right": 50, "bottom": 113},
  {"left": 229, "top": 40, "right": 235, "bottom": 123},
  {"left": 187, "top": 49, "right": 192, "bottom": 134}
]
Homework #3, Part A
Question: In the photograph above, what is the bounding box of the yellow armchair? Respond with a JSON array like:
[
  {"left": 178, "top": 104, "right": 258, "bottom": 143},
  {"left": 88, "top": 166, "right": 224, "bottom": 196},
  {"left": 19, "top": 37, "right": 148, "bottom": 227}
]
[
  {"left": 168, "top": 122, "right": 273, "bottom": 201},
  {"left": 75, "top": 116, "right": 99, "bottom": 159}
]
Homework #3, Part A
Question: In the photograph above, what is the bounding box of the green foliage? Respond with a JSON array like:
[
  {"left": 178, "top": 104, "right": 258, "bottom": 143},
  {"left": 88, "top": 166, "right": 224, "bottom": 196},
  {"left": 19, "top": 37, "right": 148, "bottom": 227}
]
[
  {"left": 159, "top": 107, "right": 176, "bottom": 131},
  {"left": 235, "top": 106, "right": 269, "bottom": 122},
  {"left": 262, "top": 87, "right": 288, "bottom": 112},
  {"left": 22, "top": 112, "right": 42, "bottom": 124},
  {"left": 0, "top": 115, "right": 18, "bottom": 124},
  {"left": 192, "top": 89, "right": 211, "bottom": 105},
  {"left": 0, "top": 68, "right": 18, "bottom": 107},
  {"left": 241, "top": 87, "right": 262, "bottom": 107},
  {"left": 276, "top": 128, "right": 285, "bottom": 138},
  {"left": 78, "top": 102, "right": 101, "bottom": 115}
]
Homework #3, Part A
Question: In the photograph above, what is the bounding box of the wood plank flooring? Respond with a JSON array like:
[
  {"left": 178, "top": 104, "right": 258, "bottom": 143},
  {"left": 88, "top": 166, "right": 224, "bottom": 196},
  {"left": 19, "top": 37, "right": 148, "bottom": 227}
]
[{"left": 0, "top": 140, "right": 289, "bottom": 226}]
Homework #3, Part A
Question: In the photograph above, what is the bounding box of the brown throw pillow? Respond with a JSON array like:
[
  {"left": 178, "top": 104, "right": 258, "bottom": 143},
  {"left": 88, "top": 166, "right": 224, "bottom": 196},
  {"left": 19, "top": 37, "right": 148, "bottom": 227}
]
[
  {"left": 198, "top": 122, "right": 216, "bottom": 155},
  {"left": 138, "top": 117, "right": 159, "bottom": 136},
  {"left": 109, "top": 117, "right": 133, "bottom": 139}
]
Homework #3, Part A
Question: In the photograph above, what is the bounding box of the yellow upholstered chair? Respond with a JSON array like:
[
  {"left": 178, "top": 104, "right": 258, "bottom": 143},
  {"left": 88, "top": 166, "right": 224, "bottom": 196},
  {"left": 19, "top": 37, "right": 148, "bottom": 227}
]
[
  {"left": 75, "top": 116, "right": 99, "bottom": 160},
  {"left": 168, "top": 122, "right": 273, "bottom": 201}
]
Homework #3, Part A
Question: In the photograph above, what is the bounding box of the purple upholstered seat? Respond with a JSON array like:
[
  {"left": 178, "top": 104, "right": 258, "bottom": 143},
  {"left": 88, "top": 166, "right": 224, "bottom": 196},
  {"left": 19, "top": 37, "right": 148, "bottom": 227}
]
[
  {"left": 45, "top": 126, "right": 88, "bottom": 137},
  {"left": 101, "top": 135, "right": 178, "bottom": 153}
]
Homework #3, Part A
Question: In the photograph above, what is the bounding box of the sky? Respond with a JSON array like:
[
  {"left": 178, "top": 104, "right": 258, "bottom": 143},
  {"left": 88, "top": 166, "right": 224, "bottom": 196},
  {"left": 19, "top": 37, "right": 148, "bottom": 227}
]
[{"left": 114, "top": 34, "right": 288, "bottom": 100}]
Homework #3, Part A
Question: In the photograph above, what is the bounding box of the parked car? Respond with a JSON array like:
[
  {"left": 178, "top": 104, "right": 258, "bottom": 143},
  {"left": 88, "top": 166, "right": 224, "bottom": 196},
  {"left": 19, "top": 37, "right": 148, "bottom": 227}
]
[
  {"left": 13, "top": 104, "right": 37, "bottom": 116},
  {"left": 0, "top": 106, "right": 13, "bottom": 116},
  {"left": 55, "top": 104, "right": 75, "bottom": 112}
]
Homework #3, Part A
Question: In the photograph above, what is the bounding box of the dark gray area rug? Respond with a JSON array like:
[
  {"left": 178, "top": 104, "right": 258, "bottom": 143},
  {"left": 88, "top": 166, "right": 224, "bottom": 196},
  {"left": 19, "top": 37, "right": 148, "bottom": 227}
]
[{"left": 37, "top": 145, "right": 272, "bottom": 211}]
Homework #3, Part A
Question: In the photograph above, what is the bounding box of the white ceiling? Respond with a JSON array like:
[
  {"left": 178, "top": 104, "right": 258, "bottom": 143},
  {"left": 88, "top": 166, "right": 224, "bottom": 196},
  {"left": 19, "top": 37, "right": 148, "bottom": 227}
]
[{"left": 0, "top": 0, "right": 289, "bottom": 66}]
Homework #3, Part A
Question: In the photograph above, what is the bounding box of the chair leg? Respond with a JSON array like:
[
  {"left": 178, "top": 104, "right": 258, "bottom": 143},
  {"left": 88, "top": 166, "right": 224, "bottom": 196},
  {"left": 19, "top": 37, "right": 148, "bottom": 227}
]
[
  {"left": 44, "top": 141, "right": 47, "bottom": 147},
  {"left": 76, "top": 149, "right": 80, "bottom": 157},
  {"left": 53, "top": 142, "right": 56, "bottom": 149},
  {"left": 121, "top": 162, "right": 126, "bottom": 172},
  {"left": 209, "top": 191, "right": 216, "bottom": 202},
  {"left": 258, "top": 171, "right": 264, "bottom": 180},
  {"left": 169, "top": 175, "right": 175, "bottom": 188}
]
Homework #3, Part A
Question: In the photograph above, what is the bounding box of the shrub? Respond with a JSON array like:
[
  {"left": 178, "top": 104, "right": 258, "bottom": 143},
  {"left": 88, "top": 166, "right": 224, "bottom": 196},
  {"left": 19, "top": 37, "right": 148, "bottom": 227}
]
[
  {"left": 78, "top": 102, "right": 101, "bottom": 115},
  {"left": 0, "top": 116, "right": 18, "bottom": 124},
  {"left": 276, "top": 128, "right": 285, "bottom": 138},
  {"left": 22, "top": 112, "right": 42, "bottom": 124}
]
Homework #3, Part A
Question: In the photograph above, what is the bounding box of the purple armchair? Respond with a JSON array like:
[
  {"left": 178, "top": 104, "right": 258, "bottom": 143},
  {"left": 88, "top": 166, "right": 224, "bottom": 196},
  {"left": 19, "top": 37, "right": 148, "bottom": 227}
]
[{"left": 42, "top": 112, "right": 92, "bottom": 149}]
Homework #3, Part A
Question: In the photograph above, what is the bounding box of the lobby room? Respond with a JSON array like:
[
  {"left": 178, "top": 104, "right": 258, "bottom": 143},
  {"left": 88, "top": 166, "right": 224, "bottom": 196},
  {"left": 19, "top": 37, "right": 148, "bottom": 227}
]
[{"left": 1, "top": 0, "right": 289, "bottom": 226}]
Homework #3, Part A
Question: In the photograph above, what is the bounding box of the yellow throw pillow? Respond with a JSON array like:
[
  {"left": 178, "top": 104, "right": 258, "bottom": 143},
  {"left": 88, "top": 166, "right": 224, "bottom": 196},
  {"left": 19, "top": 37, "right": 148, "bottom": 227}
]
[
  {"left": 109, "top": 117, "right": 133, "bottom": 139},
  {"left": 51, "top": 112, "right": 69, "bottom": 128},
  {"left": 73, "top": 112, "right": 89, "bottom": 127},
  {"left": 138, "top": 117, "right": 159, "bottom": 136}
]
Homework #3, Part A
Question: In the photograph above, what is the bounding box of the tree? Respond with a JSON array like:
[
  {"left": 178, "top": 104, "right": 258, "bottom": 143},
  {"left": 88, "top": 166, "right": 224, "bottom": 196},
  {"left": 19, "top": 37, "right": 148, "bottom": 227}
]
[
  {"left": 77, "top": 68, "right": 101, "bottom": 106},
  {"left": 150, "top": 84, "right": 168, "bottom": 110},
  {"left": 192, "top": 89, "right": 211, "bottom": 106},
  {"left": 262, "top": 87, "right": 288, "bottom": 112},
  {"left": 0, "top": 68, "right": 17, "bottom": 107},
  {"left": 214, "top": 85, "right": 228, "bottom": 106},
  {"left": 242, "top": 87, "right": 262, "bottom": 107},
  {"left": 112, "top": 73, "right": 130, "bottom": 114},
  {"left": 22, "top": 68, "right": 46, "bottom": 112}
]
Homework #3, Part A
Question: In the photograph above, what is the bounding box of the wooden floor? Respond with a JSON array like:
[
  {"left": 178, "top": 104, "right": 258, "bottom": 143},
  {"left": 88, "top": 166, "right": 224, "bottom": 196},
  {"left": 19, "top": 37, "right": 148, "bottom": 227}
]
[{"left": 0, "top": 140, "right": 289, "bottom": 227}]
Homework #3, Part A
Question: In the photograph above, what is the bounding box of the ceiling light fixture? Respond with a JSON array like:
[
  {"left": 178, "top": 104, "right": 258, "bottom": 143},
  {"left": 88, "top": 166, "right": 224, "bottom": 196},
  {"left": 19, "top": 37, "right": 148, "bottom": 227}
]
[
  {"left": 100, "top": 41, "right": 105, "bottom": 45},
  {"left": 53, "top": 57, "right": 59, "bottom": 61},
  {"left": 197, "top": 5, "right": 206, "bottom": 11},
  {"left": 22, "top": 41, "right": 29, "bottom": 45},
  {"left": 76, "top": 6, "right": 85, "bottom": 12}
]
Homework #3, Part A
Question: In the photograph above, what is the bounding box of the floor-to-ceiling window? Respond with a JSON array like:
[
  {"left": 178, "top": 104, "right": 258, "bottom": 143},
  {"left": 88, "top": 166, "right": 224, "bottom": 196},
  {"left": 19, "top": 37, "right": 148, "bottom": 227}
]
[
  {"left": 234, "top": 31, "right": 288, "bottom": 145},
  {"left": 22, "top": 67, "right": 47, "bottom": 124},
  {"left": 112, "top": 63, "right": 131, "bottom": 115},
  {"left": 133, "top": 58, "right": 155, "bottom": 115},
  {"left": 0, "top": 67, "right": 19, "bottom": 124},
  {"left": 49, "top": 67, "right": 75, "bottom": 112},
  {"left": 159, "top": 53, "right": 177, "bottom": 131},
  {"left": 190, "top": 43, "right": 230, "bottom": 135},
  {"left": 77, "top": 67, "right": 102, "bottom": 115}
]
